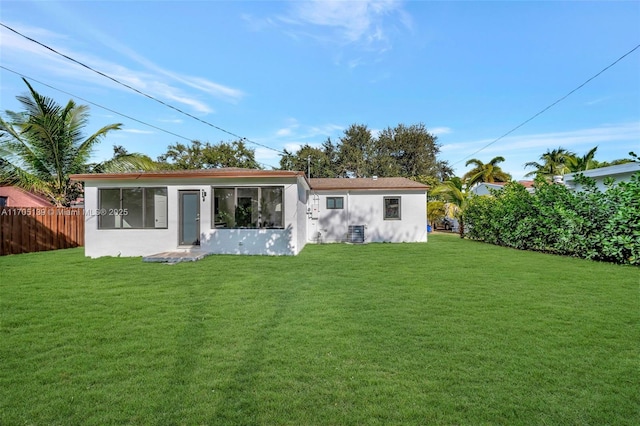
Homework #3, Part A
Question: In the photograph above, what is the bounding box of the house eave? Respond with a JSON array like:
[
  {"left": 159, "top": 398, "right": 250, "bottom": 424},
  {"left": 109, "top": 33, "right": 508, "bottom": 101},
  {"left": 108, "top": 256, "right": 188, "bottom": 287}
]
[{"left": 70, "top": 169, "right": 307, "bottom": 182}]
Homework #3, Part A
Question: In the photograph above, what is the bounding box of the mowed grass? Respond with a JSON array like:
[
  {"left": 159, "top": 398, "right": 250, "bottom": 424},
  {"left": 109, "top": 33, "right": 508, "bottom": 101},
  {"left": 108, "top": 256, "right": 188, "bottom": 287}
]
[{"left": 1, "top": 234, "right": 638, "bottom": 425}]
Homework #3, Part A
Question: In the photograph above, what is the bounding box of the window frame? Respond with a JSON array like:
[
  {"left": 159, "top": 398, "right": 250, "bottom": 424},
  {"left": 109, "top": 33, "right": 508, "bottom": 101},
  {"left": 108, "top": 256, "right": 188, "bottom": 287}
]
[
  {"left": 326, "top": 196, "right": 344, "bottom": 210},
  {"left": 383, "top": 196, "right": 401, "bottom": 220},
  {"left": 212, "top": 186, "right": 284, "bottom": 229},
  {"left": 97, "top": 187, "right": 168, "bottom": 229}
]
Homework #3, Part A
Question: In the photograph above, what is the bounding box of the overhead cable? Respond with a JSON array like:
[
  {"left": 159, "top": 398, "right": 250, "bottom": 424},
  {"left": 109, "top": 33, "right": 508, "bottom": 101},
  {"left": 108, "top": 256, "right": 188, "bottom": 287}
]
[
  {"left": 451, "top": 43, "right": 640, "bottom": 166},
  {"left": 0, "top": 22, "right": 284, "bottom": 155},
  {"left": 0, "top": 66, "right": 280, "bottom": 170}
]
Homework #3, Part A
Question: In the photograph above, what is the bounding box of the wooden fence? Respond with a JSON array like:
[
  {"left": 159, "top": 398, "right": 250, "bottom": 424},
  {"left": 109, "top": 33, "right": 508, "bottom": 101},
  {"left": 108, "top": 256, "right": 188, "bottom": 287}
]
[{"left": 0, "top": 207, "right": 84, "bottom": 256}]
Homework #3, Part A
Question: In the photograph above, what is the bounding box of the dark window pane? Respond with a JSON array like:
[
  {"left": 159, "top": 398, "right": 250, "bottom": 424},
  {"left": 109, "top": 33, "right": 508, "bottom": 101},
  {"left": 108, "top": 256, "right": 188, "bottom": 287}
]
[{"left": 99, "top": 189, "right": 120, "bottom": 229}]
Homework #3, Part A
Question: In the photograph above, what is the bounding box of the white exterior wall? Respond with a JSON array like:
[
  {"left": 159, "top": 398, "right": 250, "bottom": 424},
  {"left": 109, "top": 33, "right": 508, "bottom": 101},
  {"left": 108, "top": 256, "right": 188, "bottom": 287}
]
[
  {"left": 471, "top": 183, "right": 503, "bottom": 196},
  {"left": 308, "top": 190, "right": 427, "bottom": 243},
  {"left": 564, "top": 163, "right": 640, "bottom": 192},
  {"left": 295, "top": 177, "right": 309, "bottom": 251},
  {"left": 83, "top": 177, "right": 307, "bottom": 258}
]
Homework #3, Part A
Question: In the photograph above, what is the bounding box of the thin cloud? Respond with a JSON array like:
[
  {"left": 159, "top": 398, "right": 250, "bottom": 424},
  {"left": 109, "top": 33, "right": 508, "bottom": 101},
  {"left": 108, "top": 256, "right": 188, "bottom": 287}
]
[
  {"left": 247, "top": 0, "right": 411, "bottom": 62},
  {"left": 276, "top": 128, "right": 294, "bottom": 137},
  {"left": 122, "top": 128, "right": 154, "bottom": 135},
  {"left": 286, "top": 0, "right": 404, "bottom": 45},
  {"left": 272, "top": 119, "right": 343, "bottom": 141},
  {"left": 431, "top": 127, "right": 453, "bottom": 136},
  {"left": 442, "top": 122, "right": 640, "bottom": 180},
  {"left": 0, "top": 22, "right": 243, "bottom": 114},
  {"left": 442, "top": 122, "right": 640, "bottom": 160},
  {"left": 158, "top": 118, "right": 184, "bottom": 124}
]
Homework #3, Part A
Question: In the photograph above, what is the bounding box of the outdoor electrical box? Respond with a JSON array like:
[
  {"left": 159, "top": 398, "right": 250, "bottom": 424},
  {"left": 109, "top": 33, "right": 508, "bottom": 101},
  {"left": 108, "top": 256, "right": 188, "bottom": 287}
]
[{"left": 311, "top": 204, "right": 319, "bottom": 219}]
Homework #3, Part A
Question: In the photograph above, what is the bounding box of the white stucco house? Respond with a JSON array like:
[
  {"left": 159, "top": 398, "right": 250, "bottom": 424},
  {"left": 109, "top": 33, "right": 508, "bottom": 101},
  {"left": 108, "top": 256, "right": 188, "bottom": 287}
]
[
  {"left": 563, "top": 162, "right": 640, "bottom": 192},
  {"left": 70, "top": 169, "right": 428, "bottom": 258}
]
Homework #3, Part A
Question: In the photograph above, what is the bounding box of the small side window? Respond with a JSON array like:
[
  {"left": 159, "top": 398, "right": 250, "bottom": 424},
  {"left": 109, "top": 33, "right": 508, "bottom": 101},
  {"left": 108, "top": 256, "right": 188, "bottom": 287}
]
[
  {"left": 383, "top": 197, "right": 401, "bottom": 220},
  {"left": 326, "top": 197, "right": 344, "bottom": 209}
]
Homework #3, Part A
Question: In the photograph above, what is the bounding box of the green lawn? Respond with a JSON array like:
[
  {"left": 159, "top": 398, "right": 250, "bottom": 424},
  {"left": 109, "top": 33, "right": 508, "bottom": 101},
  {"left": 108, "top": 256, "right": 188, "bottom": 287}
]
[{"left": 1, "top": 234, "right": 638, "bottom": 425}]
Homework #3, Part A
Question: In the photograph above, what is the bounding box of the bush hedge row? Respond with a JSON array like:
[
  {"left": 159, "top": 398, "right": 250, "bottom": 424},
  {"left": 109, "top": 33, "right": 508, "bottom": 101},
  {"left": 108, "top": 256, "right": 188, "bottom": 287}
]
[{"left": 463, "top": 172, "right": 640, "bottom": 265}]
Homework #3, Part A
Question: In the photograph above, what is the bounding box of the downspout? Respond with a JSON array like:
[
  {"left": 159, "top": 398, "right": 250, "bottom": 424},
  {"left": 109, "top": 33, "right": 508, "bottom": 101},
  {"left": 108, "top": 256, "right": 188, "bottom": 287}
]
[{"left": 346, "top": 190, "right": 350, "bottom": 242}]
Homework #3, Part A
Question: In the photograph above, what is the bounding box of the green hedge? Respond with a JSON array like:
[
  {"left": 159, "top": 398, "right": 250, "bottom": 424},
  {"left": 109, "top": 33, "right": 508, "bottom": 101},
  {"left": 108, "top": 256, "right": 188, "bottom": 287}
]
[{"left": 463, "top": 172, "right": 640, "bottom": 265}]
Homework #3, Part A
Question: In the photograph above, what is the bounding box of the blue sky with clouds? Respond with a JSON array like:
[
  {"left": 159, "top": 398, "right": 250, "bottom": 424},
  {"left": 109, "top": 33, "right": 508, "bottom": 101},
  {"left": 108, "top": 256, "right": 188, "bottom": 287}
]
[{"left": 1, "top": 0, "right": 639, "bottom": 180}]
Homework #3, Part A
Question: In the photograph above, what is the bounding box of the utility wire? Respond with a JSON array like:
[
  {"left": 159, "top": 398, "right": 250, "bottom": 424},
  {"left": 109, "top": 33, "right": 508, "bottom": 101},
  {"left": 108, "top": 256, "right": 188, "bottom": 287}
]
[
  {"left": 0, "top": 22, "right": 284, "bottom": 155},
  {"left": 1, "top": 65, "right": 193, "bottom": 142},
  {"left": 0, "top": 66, "right": 280, "bottom": 170},
  {"left": 451, "top": 43, "right": 640, "bottom": 166}
]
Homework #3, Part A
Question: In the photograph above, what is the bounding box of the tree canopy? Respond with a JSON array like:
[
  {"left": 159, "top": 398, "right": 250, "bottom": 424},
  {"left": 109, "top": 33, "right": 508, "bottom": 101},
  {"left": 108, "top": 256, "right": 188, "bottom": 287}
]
[
  {"left": 524, "top": 147, "right": 576, "bottom": 179},
  {"left": 280, "top": 122, "right": 453, "bottom": 184},
  {"left": 157, "top": 140, "right": 260, "bottom": 170},
  {"left": 462, "top": 156, "right": 511, "bottom": 187}
]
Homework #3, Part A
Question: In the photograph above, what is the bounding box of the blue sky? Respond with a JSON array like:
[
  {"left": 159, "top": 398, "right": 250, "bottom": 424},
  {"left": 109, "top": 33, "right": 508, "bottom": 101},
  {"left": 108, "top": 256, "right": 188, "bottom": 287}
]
[{"left": 1, "top": 0, "right": 639, "bottom": 180}]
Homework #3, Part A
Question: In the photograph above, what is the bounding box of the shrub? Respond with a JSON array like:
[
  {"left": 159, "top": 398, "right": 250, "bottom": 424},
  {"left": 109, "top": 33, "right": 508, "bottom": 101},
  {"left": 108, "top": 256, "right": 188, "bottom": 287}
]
[{"left": 463, "top": 172, "right": 640, "bottom": 265}]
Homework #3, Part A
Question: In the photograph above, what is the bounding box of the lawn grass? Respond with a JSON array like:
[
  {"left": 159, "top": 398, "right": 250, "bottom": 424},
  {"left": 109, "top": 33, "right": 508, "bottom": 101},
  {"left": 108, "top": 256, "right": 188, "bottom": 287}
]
[{"left": 1, "top": 234, "right": 638, "bottom": 425}]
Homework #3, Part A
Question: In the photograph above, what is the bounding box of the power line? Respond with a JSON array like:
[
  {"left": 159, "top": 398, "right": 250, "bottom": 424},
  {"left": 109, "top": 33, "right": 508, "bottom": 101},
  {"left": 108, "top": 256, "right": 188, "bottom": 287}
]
[
  {"left": 1, "top": 65, "right": 193, "bottom": 142},
  {"left": 0, "top": 22, "right": 284, "bottom": 155},
  {"left": 0, "top": 66, "right": 280, "bottom": 170},
  {"left": 451, "top": 42, "right": 640, "bottom": 167}
]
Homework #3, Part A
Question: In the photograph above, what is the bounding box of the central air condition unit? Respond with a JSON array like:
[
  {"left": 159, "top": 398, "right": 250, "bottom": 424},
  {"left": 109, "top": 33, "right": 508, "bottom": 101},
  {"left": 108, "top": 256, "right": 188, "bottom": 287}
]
[{"left": 347, "top": 225, "right": 365, "bottom": 243}]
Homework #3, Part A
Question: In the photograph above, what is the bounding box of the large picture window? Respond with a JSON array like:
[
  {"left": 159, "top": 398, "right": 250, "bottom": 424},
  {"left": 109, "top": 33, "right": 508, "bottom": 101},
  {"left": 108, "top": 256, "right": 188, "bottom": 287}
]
[
  {"left": 213, "top": 186, "right": 283, "bottom": 229},
  {"left": 383, "top": 197, "right": 401, "bottom": 220},
  {"left": 98, "top": 187, "right": 167, "bottom": 229}
]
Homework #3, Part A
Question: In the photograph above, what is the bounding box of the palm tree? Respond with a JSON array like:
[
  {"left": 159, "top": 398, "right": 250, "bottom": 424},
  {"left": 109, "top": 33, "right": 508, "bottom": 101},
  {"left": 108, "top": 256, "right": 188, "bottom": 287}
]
[
  {"left": 89, "top": 145, "right": 159, "bottom": 173},
  {"left": 430, "top": 176, "right": 468, "bottom": 237},
  {"left": 524, "top": 147, "right": 575, "bottom": 180},
  {"left": 463, "top": 156, "right": 512, "bottom": 188},
  {"left": 427, "top": 199, "right": 446, "bottom": 229},
  {"left": 567, "top": 146, "right": 598, "bottom": 172},
  {"left": 0, "top": 78, "right": 122, "bottom": 205}
]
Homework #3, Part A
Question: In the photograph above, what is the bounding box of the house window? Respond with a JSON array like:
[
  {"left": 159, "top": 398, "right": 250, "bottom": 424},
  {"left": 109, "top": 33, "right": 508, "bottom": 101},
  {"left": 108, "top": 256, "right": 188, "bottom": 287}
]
[
  {"left": 213, "top": 186, "right": 283, "bottom": 229},
  {"left": 326, "top": 197, "right": 344, "bottom": 209},
  {"left": 0, "top": 196, "right": 7, "bottom": 207},
  {"left": 98, "top": 187, "right": 167, "bottom": 229},
  {"left": 384, "top": 197, "right": 401, "bottom": 220}
]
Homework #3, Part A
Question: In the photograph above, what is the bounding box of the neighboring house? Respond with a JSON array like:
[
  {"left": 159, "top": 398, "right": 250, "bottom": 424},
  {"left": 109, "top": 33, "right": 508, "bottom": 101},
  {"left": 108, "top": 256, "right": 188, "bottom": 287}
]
[
  {"left": 470, "top": 180, "right": 535, "bottom": 196},
  {"left": 563, "top": 162, "right": 640, "bottom": 192},
  {"left": 308, "top": 177, "right": 428, "bottom": 244},
  {"left": 70, "top": 169, "right": 428, "bottom": 258},
  {"left": 0, "top": 186, "right": 51, "bottom": 207}
]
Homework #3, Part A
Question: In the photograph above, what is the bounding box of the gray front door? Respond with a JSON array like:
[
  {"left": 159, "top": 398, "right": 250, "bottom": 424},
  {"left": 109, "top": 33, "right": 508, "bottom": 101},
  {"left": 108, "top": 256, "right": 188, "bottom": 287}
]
[{"left": 179, "top": 190, "right": 200, "bottom": 246}]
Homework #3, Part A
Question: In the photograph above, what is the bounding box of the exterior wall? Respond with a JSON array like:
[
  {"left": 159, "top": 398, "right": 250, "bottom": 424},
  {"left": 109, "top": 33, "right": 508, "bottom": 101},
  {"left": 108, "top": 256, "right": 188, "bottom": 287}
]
[
  {"left": 471, "top": 183, "right": 503, "bottom": 196},
  {"left": 295, "top": 177, "right": 309, "bottom": 251},
  {"left": 308, "top": 189, "right": 427, "bottom": 243},
  {"left": 83, "top": 177, "right": 307, "bottom": 258},
  {"left": 564, "top": 163, "right": 640, "bottom": 192},
  {"left": 0, "top": 186, "right": 51, "bottom": 207}
]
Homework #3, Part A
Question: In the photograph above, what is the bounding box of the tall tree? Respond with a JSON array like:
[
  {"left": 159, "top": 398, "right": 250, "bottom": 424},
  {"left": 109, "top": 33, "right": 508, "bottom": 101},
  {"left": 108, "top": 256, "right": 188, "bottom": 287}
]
[
  {"left": 524, "top": 147, "right": 576, "bottom": 180},
  {"left": 376, "top": 123, "right": 441, "bottom": 178},
  {"left": 279, "top": 143, "right": 337, "bottom": 178},
  {"left": 279, "top": 122, "right": 450, "bottom": 182},
  {"left": 0, "top": 78, "right": 122, "bottom": 206},
  {"left": 279, "top": 138, "right": 341, "bottom": 177},
  {"left": 336, "top": 124, "right": 375, "bottom": 178},
  {"left": 463, "top": 156, "right": 511, "bottom": 187},
  {"left": 158, "top": 140, "right": 260, "bottom": 170}
]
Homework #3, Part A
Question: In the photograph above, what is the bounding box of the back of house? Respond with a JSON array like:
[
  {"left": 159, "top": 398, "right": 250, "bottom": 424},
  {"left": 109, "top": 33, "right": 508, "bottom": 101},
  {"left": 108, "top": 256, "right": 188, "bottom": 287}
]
[{"left": 71, "top": 169, "right": 428, "bottom": 258}]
